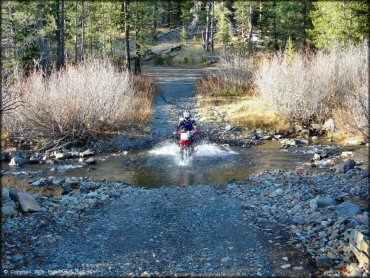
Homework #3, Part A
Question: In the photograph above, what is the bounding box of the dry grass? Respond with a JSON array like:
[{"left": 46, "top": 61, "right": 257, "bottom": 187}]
[
  {"left": 2, "top": 58, "right": 155, "bottom": 150},
  {"left": 198, "top": 95, "right": 289, "bottom": 131}
]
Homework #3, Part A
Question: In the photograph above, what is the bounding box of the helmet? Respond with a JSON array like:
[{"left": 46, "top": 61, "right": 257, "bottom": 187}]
[{"left": 183, "top": 110, "right": 191, "bottom": 121}]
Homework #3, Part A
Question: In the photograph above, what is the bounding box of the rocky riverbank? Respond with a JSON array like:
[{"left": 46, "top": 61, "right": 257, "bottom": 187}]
[{"left": 226, "top": 168, "right": 369, "bottom": 277}]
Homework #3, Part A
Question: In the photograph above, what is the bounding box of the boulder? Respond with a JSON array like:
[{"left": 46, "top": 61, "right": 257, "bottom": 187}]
[
  {"left": 352, "top": 230, "right": 369, "bottom": 255},
  {"left": 80, "top": 149, "right": 95, "bottom": 157},
  {"left": 9, "top": 157, "right": 27, "bottom": 167},
  {"left": 322, "top": 119, "right": 335, "bottom": 132},
  {"left": 85, "top": 158, "right": 97, "bottom": 165},
  {"left": 17, "top": 192, "right": 42, "bottom": 212},
  {"left": 336, "top": 202, "right": 361, "bottom": 215},
  {"left": 336, "top": 159, "right": 356, "bottom": 173}
]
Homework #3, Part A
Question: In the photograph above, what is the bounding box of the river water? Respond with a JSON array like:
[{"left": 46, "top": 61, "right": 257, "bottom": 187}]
[{"left": 61, "top": 140, "right": 311, "bottom": 187}]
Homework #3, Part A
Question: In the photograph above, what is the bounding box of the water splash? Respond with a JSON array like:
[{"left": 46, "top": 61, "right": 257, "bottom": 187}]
[
  {"left": 194, "top": 143, "right": 238, "bottom": 157},
  {"left": 148, "top": 141, "right": 237, "bottom": 166}
]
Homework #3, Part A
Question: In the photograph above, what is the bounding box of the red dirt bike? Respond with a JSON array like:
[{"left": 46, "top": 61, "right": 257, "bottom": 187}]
[{"left": 173, "top": 130, "right": 199, "bottom": 161}]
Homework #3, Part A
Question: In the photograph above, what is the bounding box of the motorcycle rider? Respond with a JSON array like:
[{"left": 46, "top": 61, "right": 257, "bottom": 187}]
[
  {"left": 174, "top": 110, "right": 198, "bottom": 146},
  {"left": 177, "top": 110, "right": 197, "bottom": 132}
]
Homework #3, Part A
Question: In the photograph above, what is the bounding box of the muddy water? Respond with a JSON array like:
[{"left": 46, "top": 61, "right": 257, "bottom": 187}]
[{"left": 59, "top": 141, "right": 311, "bottom": 188}]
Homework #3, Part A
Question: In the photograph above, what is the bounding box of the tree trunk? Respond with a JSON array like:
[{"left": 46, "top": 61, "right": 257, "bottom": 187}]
[
  {"left": 37, "top": 1, "right": 51, "bottom": 75},
  {"left": 55, "top": 0, "right": 65, "bottom": 70},
  {"left": 88, "top": 1, "right": 93, "bottom": 54},
  {"left": 301, "top": 0, "right": 308, "bottom": 49},
  {"left": 134, "top": 30, "right": 141, "bottom": 75},
  {"left": 74, "top": 0, "right": 78, "bottom": 64},
  {"left": 124, "top": 0, "right": 131, "bottom": 72},
  {"left": 152, "top": 0, "right": 157, "bottom": 39},
  {"left": 210, "top": 0, "right": 214, "bottom": 52},
  {"left": 205, "top": 1, "right": 210, "bottom": 51},
  {"left": 248, "top": 5, "right": 253, "bottom": 41},
  {"left": 273, "top": 1, "right": 277, "bottom": 51},
  {"left": 81, "top": 0, "right": 85, "bottom": 60}
]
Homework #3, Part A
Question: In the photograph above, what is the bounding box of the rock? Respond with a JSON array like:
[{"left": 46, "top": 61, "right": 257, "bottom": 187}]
[
  {"left": 311, "top": 123, "right": 322, "bottom": 130},
  {"left": 2, "top": 205, "right": 18, "bottom": 217},
  {"left": 55, "top": 152, "right": 65, "bottom": 159},
  {"left": 293, "top": 125, "right": 303, "bottom": 133},
  {"left": 311, "top": 136, "right": 319, "bottom": 142},
  {"left": 348, "top": 270, "right": 364, "bottom": 277},
  {"left": 9, "top": 150, "right": 22, "bottom": 159},
  {"left": 313, "top": 153, "right": 321, "bottom": 161},
  {"left": 87, "top": 191, "right": 98, "bottom": 198},
  {"left": 9, "top": 190, "right": 19, "bottom": 202},
  {"left": 85, "top": 158, "right": 97, "bottom": 165},
  {"left": 297, "top": 139, "right": 309, "bottom": 145},
  {"left": 322, "top": 119, "right": 335, "bottom": 132},
  {"left": 17, "top": 192, "right": 42, "bottom": 212},
  {"left": 315, "top": 195, "right": 336, "bottom": 208},
  {"left": 255, "top": 128, "right": 264, "bottom": 135},
  {"left": 346, "top": 263, "right": 360, "bottom": 273},
  {"left": 62, "top": 183, "right": 73, "bottom": 194},
  {"left": 1, "top": 152, "right": 9, "bottom": 161},
  {"left": 281, "top": 139, "right": 297, "bottom": 147},
  {"left": 350, "top": 244, "right": 370, "bottom": 265},
  {"left": 336, "top": 202, "right": 361, "bottom": 215},
  {"left": 2, "top": 188, "right": 11, "bottom": 202},
  {"left": 346, "top": 139, "right": 361, "bottom": 146},
  {"left": 280, "top": 264, "right": 291, "bottom": 269},
  {"left": 52, "top": 178, "right": 64, "bottom": 186},
  {"left": 269, "top": 188, "right": 283, "bottom": 198},
  {"left": 9, "top": 157, "right": 27, "bottom": 167},
  {"left": 315, "top": 256, "right": 332, "bottom": 268},
  {"left": 341, "top": 151, "right": 353, "bottom": 158},
  {"left": 353, "top": 230, "right": 369, "bottom": 255},
  {"left": 336, "top": 160, "right": 356, "bottom": 173},
  {"left": 221, "top": 256, "right": 231, "bottom": 263},
  {"left": 11, "top": 254, "right": 24, "bottom": 263},
  {"left": 31, "top": 180, "right": 42, "bottom": 187},
  {"left": 80, "top": 149, "right": 94, "bottom": 157}
]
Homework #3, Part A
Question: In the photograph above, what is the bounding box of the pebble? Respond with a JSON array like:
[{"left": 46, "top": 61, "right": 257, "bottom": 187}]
[{"left": 280, "top": 264, "right": 291, "bottom": 269}]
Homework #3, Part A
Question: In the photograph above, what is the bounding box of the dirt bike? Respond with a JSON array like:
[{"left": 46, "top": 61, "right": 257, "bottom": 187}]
[{"left": 173, "top": 130, "right": 199, "bottom": 161}]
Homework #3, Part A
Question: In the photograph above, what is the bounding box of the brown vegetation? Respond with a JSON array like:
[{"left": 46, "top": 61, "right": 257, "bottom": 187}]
[{"left": 2, "top": 59, "right": 155, "bottom": 150}]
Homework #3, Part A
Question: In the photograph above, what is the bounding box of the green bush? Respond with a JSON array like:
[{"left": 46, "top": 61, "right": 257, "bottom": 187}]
[
  {"left": 193, "top": 35, "right": 197, "bottom": 45},
  {"left": 154, "top": 55, "right": 164, "bottom": 65},
  {"left": 183, "top": 57, "right": 190, "bottom": 65},
  {"left": 166, "top": 54, "right": 174, "bottom": 65}
]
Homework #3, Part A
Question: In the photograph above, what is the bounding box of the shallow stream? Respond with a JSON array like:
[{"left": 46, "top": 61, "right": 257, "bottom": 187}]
[{"left": 62, "top": 140, "right": 310, "bottom": 187}]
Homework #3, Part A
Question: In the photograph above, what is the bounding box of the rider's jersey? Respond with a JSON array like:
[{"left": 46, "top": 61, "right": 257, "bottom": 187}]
[{"left": 178, "top": 118, "right": 197, "bottom": 131}]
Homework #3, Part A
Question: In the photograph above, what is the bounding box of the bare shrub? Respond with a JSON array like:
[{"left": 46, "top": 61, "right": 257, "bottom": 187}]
[
  {"left": 196, "top": 54, "right": 254, "bottom": 96},
  {"left": 256, "top": 40, "right": 368, "bottom": 131},
  {"left": 3, "top": 59, "right": 154, "bottom": 149}
]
